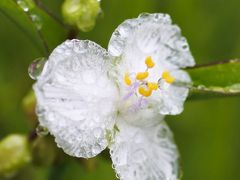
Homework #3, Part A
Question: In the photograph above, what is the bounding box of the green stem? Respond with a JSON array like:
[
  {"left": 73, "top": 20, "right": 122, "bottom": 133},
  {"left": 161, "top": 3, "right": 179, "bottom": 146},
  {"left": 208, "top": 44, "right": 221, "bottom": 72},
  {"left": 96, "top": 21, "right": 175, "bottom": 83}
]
[
  {"left": 188, "top": 88, "right": 240, "bottom": 100},
  {"left": 67, "top": 28, "right": 79, "bottom": 39},
  {"left": 185, "top": 59, "right": 240, "bottom": 70},
  {"left": 34, "top": 0, "right": 68, "bottom": 29}
]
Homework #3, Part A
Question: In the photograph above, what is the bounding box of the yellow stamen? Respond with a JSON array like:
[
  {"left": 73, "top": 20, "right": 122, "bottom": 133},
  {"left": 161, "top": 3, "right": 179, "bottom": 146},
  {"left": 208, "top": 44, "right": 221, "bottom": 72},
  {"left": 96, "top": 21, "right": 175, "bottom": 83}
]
[
  {"left": 162, "top": 71, "right": 175, "bottom": 84},
  {"left": 138, "top": 86, "right": 152, "bottom": 97},
  {"left": 136, "top": 72, "right": 149, "bottom": 80},
  {"left": 147, "top": 82, "right": 158, "bottom": 91},
  {"left": 145, "top": 56, "right": 155, "bottom": 68},
  {"left": 124, "top": 72, "right": 132, "bottom": 86}
]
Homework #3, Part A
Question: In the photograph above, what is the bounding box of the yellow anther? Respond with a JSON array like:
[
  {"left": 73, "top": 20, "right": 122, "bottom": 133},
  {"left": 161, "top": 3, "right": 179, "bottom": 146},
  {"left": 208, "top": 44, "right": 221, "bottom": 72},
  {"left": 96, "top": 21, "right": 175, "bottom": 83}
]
[
  {"left": 138, "top": 86, "right": 152, "bottom": 97},
  {"left": 124, "top": 72, "right": 132, "bottom": 86},
  {"left": 145, "top": 56, "right": 155, "bottom": 68},
  {"left": 136, "top": 72, "right": 149, "bottom": 80},
  {"left": 162, "top": 71, "right": 175, "bottom": 84},
  {"left": 147, "top": 82, "right": 158, "bottom": 91}
]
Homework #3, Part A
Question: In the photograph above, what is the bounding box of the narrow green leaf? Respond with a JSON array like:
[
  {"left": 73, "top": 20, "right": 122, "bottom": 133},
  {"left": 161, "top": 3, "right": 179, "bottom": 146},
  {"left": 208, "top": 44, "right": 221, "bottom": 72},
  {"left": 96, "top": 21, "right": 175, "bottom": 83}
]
[
  {"left": 0, "top": 0, "right": 44, "bottom": 52},
  {"left": 0, "top": 0, "right": 67, "bottom": 56},
  {"left": 186, "top": 59, "right": 240, "bottom": 99}
]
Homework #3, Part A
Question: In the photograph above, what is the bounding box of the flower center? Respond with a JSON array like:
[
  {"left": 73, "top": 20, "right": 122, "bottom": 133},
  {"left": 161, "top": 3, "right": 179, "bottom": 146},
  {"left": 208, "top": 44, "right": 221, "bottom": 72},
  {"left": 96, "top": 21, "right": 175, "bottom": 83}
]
[{"left": 122, "top": 56, "right": 175, "bottom": 111}]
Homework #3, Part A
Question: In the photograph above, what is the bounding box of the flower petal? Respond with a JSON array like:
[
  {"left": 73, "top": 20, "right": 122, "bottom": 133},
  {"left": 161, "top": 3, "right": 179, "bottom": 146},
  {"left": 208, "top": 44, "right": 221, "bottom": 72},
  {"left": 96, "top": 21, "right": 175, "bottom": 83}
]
[
  {"left": 108, "top": 13, "right": 194, "bottom": 74},
  {"left": 157, "top": 70, "right": 191, "bottom": 115},
  {"left": 34, "top": 40, "right": 119, "bottom": 158},
  {"left": 110, "top": 118, "right": 179, "bottom": 180}
]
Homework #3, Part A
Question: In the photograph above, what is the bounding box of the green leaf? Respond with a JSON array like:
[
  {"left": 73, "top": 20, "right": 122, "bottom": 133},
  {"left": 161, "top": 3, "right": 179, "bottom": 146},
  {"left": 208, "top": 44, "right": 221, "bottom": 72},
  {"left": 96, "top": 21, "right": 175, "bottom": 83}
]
[
  {"left": 186, "top": 59, "right": 240, "bottom": 99},
  {"left": 0, "top": 0, "right": 67, "bottom": 56}
]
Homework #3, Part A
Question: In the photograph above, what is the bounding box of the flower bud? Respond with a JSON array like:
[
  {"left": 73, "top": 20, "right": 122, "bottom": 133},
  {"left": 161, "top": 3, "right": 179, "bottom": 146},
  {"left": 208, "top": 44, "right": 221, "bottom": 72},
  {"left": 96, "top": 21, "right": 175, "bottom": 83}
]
[
  {"left": 22, "top": 90, "right": 36, "bottom": 122},
  {"left": 62, "top": 0, "right": 101, "bottom": 32},
  {"left": 0, "top": 135, "right": 31, "bottom": 177}
]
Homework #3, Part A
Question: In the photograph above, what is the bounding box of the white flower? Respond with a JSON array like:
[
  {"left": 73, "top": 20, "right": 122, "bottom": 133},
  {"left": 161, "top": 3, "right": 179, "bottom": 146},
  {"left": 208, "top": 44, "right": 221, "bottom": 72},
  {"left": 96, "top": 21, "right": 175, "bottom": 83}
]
[{"left": 33, "top": 13, "right": 195, "bottom": 180}]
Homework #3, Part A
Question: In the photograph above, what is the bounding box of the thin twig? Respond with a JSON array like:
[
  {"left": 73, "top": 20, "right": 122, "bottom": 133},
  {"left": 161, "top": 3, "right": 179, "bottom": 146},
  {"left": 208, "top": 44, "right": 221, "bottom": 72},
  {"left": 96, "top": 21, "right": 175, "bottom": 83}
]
[
  {"left": 34, "top": 0, "right": 68, "bottom": 29},
  {"left": 185, "top": 59, "right": 240, "bottom": 70},
  {"left": 67, "top": 28, "right": 79, "bottom": 39}
]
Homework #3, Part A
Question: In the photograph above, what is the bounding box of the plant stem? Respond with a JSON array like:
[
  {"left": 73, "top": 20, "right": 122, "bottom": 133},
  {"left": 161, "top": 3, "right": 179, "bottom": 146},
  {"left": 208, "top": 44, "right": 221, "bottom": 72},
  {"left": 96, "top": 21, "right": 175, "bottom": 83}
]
[
  {"left": 67, "top": 28, "right": 79, "bottom": 39},
  {"left": 185, "top": 59, "right": 240, "bottom": 70},
  {"left": 34, "top": 0, "right": 68, "bottom": 29}
]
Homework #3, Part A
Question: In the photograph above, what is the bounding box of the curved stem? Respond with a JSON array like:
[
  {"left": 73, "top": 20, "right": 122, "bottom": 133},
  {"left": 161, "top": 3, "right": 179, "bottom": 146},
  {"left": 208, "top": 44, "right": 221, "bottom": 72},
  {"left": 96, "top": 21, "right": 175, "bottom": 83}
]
[
  {"left": 34, "top": 0, "right": 68, "bottom": 29},
  {"left": 185, "top": 59, "right": 240, "bottom": 69},
  {"left": 67, "top": 28, "right": 79, "bottom": 39}
]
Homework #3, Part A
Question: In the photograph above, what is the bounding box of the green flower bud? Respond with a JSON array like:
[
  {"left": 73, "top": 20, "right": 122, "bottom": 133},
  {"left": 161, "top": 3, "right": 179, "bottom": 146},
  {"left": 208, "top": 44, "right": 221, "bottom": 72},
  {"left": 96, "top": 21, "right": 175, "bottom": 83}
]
[
  {"left": 62, "top": 0, "right": 101, "bottom": 32},
  {"left": 0, "top": 135, "right": 31, "bottom": 177},
  {"left": 22, "top": 90, "right": 36, "bottom": 122}
]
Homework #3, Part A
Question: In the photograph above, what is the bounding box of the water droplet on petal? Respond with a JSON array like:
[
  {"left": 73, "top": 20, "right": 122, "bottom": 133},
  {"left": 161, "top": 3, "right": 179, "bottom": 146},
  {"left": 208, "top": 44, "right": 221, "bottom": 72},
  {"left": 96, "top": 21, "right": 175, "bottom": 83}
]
[
  {"left": 82, "top": 70, "right": 97, "bottom": 84},
  {"left": 157, "top": 126, "right": 168, "bottom": 138},
  {"left": 30, "top": 14, "right": 43, "bottom": 30},
  {"left": 17, "top": 0, "right": 35, "bottom": 12},
  {"left": 93, "top": 128, "right": 102, "bottom": 138},
  {"left": 28, "top": 57, "right": 46, "bottom": 80},
  {"left": 36, "top": 125, "right": 49, "bottom": 137},
  {"left": 138, "top": 13, "right": 150, "bottom": 18},
  {"left": 116, "top": 173, "right": 120, "bottom": 179},
  {"left": 92, "top": 144, "right": 102, "bottom": 155}
]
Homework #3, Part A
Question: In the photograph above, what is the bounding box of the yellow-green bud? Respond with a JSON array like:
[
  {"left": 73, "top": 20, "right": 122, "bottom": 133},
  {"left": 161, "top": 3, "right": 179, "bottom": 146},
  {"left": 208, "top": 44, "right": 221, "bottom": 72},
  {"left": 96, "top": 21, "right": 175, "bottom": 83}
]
[
  {"left": 62, "top": 0, "right": 101, "bottom": 32},
  {"left": 0, "top": 135, "right": 31, "bottom": 177},
  {"left": 22, "top": 90, "right": 36, "bottom": 122}
]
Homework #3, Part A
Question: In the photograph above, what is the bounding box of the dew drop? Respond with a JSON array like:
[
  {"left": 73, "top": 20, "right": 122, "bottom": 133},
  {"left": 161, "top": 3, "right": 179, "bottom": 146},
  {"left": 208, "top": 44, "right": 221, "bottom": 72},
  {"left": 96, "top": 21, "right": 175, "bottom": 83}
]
[
  {"left": 16, "top": 0, "right": 35, "bottom": 12},
  {"left": 30, "top": 14, "right": 43, "bottom": 30},
  {"left": 36, "top": 125, "right": 49, "bottom": 137},
  {"left": 92, "top": 144, "right": 102, "bottom": 155},
  {"left": 116, "top": 173, "right": 120, "bottom": 179},
  {"left": 157, "top": 126, "right": 168, "bottom": 138},
  {"left": 93, "top": 128, "right": 102, "bottom": 138},
  {"left": 98, "top": 8, "right": 104, "bottom": 19},
  {"left": 28, "top": 57, "right": 46, "bottom": 80},
  {"left": 197, "top": 85, "right": 206, "bottom": 90},
  {"left": 82, "top": 70, "right": 97, "bottom": 84},
  {"left": 139, "top": 13, "right": 150, "bottom": 18}
]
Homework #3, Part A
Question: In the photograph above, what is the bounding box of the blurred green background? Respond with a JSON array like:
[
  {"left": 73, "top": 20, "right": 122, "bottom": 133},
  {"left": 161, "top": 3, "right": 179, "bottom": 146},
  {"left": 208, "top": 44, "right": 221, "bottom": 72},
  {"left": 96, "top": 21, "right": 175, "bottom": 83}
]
[{"left": 0, "top": 0, "right": 240, "bottom": 179}]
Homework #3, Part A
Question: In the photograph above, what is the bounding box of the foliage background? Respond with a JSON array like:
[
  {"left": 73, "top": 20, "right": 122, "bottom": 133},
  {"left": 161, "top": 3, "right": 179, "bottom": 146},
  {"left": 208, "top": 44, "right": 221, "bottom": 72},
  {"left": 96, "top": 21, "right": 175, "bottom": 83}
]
[{"left": 0, "top": 0, "right": 240, "bottom": 179}]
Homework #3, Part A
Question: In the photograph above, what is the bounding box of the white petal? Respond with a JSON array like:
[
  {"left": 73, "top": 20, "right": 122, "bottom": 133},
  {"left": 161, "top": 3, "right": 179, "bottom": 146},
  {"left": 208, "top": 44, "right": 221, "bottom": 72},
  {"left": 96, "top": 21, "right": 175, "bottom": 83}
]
[
  {"left": 108, "top": 13, "right": 194, "bottom": 83},
  {"left": 34, "top": 40, "right": 119, "bottom": 158},
  {"left": 110, "top": 118, "right": 179, "bottom": 180},
  {"left": 157, "top": 70, "right": 191, "bottom": 115}
]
